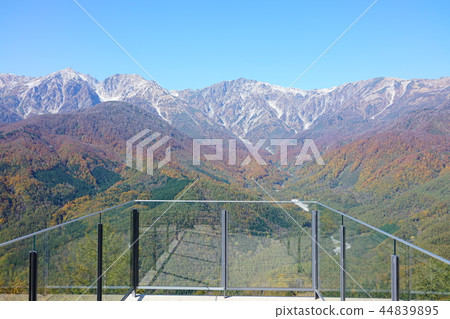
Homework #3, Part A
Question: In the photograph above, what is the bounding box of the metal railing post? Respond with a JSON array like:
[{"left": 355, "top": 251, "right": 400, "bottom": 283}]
[
  {"left": 97, "top": 221, "right": 103, "bottom": 301},
  {"left": 391, "top": 240, "right": 399, "bottom": 301},
  {"left": 340, "top": 221, "right": 346, "bottom": 301},
  {"left": 29, "top": 250, "right": 38, "bottom": 301},
  {"left": 131, "top": 209, "right": 139, "bottom": 296},
  {"left": 311, "top": 210, "right": 319, "bottom": 299},
  {"left": 221, "top": 210, "right": 228, "bottom": 298}
]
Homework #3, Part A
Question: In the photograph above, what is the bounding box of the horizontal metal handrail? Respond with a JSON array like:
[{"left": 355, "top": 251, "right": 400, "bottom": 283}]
[
  {"left": 0, "top": 200, "right": 307, "bottom": 248},
  {"left": 135, "top": 286, "right": 315, "bottom": 292},
  {"left": 311, "top": 201, "right": 450, "bottom": 265},
  {"left": 0, "top": 200, "right": 135, "bottom": 248},
  {"left": 137, "top": 286, "right": 222, "bottom": 291},
  {"left": 135, "top": 200, "right": 305, "bottom": 203},
  {"left": 1, "top": 199, "right": 448, "bottom": 267}
]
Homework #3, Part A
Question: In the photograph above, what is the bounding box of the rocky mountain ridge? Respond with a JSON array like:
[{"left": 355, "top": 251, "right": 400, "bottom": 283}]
[{"left": 1, "top": 68, "right": 448, "bottom": 140}]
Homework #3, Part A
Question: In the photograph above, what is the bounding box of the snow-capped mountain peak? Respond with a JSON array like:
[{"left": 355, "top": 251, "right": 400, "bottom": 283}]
[{"left": 0, "top": 69, "right": 448, "bottom": 140}]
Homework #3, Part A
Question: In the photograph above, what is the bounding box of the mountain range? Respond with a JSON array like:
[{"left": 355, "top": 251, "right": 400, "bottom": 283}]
[{"left": 1, "top": 68, "right": 448, "bottom": 141}]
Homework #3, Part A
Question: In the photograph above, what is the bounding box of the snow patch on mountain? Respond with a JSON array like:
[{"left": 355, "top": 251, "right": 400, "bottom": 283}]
[{"left": 1, "top": 70, "right": 448, "bottom": 140}]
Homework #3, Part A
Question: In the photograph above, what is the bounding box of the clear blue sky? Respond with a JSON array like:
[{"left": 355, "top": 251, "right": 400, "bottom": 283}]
[{"left": 0, "top": 0, "right": 449, "bottom": 90}]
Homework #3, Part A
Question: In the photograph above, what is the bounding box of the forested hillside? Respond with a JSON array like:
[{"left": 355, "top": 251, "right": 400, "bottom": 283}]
[{"left": 278, "top": 130, "right": 449, "bottom": 259}]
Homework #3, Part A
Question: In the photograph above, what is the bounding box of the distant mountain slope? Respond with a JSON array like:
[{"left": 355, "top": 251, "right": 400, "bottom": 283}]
[
  {"left": 0, "top": 102, "right": 285, "bottom": 242},
  {"left": 1, "top": 69, "right": 448, "bottom": 141},
  {"left": 0, "top": 69, "right": 237, "bottom": 140},
  {"left": 0, "top": 101, "right": 188, "bottom": 240},
  {"left": 277, "top": 130, "right": 450, "bottom": 258},
  {"left": 0, "top": 69, "right": 99, "bottom": 119},
  {"left": 178, "top": 77, "right": 449, "bottom": 139}
]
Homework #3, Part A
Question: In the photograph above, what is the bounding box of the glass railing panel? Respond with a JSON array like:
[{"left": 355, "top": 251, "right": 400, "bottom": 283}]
[
  {"left": 137, "top": 202, "right": 221, "bottom": 289},
  {"left": 227, "top": 202, "right": 311, "bottom": 290},
  {"left": 0, "top": 203, "right": 135, "bottom": 301},
  {"left": 0, "top": 237, "right": 33, "bottom": 301},
  {"left": 35, "top": 217, "right": 98, "bottom": 300},
  {"left": 1, "top": 200, "right": 448, "bottom": 301},
  {"left": 316, "top": 206, "right": 342, "bottom": 298},
  {"left": 397, "top": 242, "right": 450, "bottom": 300},
  {"left": 343, "top": 216, "right": 392, "bottom": 300},
  {"left": 100, "top": 203, "right": 135, "bottom": 300}
]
